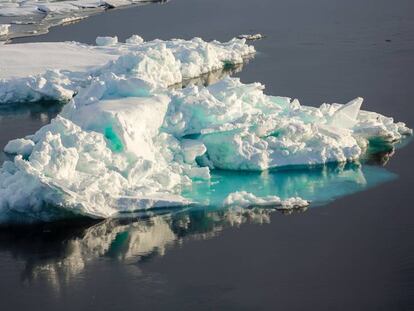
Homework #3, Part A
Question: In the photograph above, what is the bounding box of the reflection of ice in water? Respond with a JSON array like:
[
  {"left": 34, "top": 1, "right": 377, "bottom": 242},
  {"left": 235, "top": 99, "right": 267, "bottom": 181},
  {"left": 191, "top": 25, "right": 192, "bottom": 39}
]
[
  {"left": 29, "top": 217, "right": 176, "bottom": 289},
  {"left": 16, "top": 207, "right": 276, "bottom": 291},
  {"left": 0, "top": 160, "right": 396, "bottom": 291}
]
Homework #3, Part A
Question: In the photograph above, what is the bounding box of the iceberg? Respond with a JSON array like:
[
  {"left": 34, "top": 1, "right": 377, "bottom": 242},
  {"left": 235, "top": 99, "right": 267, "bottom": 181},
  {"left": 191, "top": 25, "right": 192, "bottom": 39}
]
[{"left": 0, "top": 35, "right": 411, "bottom": 222}]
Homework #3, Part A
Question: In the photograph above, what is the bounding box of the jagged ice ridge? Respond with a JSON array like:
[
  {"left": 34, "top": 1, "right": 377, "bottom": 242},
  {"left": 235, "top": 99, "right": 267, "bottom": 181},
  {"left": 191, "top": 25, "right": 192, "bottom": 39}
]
[{"left": 0, "top": 35, "right": 411, "bottom": 222}]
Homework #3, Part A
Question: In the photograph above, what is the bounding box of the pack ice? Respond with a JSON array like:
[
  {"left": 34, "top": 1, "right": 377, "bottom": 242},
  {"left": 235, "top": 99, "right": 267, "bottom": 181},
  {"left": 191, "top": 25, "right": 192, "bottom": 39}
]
[{"left": 0, "top": 35, "right": 411, "bottom": 222}]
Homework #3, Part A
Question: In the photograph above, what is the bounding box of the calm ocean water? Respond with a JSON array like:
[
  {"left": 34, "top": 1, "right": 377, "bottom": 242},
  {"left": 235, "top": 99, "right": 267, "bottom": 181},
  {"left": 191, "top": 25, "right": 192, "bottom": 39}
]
[{"left": 1, "top": 0, "right": 414, "bottom": 309}]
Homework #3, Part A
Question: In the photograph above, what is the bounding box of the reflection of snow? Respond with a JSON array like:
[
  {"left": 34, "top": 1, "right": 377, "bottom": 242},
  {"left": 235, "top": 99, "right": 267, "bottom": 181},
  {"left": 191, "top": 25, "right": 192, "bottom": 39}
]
[{"left": 13, "top": 206, "right": 277, "bottom": 290}]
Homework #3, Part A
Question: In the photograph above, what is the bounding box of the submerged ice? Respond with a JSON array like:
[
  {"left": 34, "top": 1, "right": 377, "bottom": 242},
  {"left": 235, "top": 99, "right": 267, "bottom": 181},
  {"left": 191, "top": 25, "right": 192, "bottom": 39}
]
[{"left": 0, "top": 35, "right": 411, "bottom": 222}]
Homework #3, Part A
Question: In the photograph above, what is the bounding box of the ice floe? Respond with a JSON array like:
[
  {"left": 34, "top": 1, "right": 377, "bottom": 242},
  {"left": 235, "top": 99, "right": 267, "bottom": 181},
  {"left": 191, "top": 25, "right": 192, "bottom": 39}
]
[
  {"left": 0, "top": 35, "right": 254, "bottom": 102},
  {"left": 0, "top": 23, "right": 9, "bottom": 36},
  {"left": 0, "top": 0, "right": 166, "bottom": 40},
  {"left": 0, "top": 35, "right": 411, "bottom": 222},
  {"left": 237, "top": 33, "right": 264, "bottom": 41}
]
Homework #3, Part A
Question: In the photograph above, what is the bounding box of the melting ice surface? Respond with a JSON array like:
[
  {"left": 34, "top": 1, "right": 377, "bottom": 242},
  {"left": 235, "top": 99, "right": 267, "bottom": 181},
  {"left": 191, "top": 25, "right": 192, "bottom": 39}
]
[{"left": 0, "top": 35, "right": 411, "bottom": 223}]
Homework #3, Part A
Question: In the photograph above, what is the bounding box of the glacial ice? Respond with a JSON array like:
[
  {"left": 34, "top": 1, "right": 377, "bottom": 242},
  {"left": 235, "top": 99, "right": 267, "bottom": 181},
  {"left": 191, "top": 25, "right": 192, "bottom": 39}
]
[{"left": 0, "top": 35, "right": 411, "bottom": 222}]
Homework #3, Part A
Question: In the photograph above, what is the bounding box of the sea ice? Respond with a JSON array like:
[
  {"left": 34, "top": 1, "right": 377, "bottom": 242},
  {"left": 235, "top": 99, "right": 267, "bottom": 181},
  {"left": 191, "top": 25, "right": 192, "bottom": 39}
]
[
  {"left": 0, "top": 35, "right": 254, "bottom": 102},
  {"left": 0, "top": 35, "right": 411, "bottom": 222}
]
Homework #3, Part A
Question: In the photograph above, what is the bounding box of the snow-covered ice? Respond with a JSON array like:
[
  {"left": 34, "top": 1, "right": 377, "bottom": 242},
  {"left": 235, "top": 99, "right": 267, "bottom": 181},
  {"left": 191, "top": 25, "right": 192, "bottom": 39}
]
[
  {"left": 0, "top": 35, "right": 254, "bottom": 102},
  {"left": 0, "top": 35, "right": 411, "bottom": 222}
]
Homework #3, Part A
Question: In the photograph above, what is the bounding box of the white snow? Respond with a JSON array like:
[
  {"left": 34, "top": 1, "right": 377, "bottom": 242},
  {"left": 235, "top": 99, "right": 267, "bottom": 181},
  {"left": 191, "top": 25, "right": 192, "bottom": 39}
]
[
  {"left": 0, "top": 35, "right": 411, "bottom": 222},
  {"left": 0, "top": 42, "right": 117, "bottom": 79}
]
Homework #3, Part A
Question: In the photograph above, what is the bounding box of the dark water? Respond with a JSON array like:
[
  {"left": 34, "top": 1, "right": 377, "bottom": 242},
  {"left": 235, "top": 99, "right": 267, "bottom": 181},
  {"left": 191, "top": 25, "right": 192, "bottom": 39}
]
[{"left": 2, "top": 0, "right": 414, "bottom": 310}]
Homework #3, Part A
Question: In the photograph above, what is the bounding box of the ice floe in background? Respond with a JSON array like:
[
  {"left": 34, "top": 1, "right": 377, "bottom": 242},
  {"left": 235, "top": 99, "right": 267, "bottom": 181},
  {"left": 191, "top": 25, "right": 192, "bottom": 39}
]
[
  {"left": 0, "top": 35, "right": 411, "bottom": 223},
  {"left": 237, "top": 33, "right": 264, "bottom": 41},
  {"left": 0, "top": 0, "right": 168, "bottom": 40}
]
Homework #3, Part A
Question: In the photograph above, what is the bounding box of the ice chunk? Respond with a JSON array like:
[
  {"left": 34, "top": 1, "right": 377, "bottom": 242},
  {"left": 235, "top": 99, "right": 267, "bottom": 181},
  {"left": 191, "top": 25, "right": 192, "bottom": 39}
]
[
  {"left": 165, "top": 78, "right": 410, "bottom": 170},
  {"left": 329, "top": 97, "right": 363, "bottom": 129},
  {"left": 96, "top": 36, "right": 118, "bottom": 46},
  {"left": 0, "top": 0, "right": 161, "bottom": 40},
  {"left": 180, "top": 139, "right": 207, "bottom": 163},
  {"left": 66, "top": 95, "right": 171, "bottom": 160},
  {"left": 237, "top": 33, "right": 264, "bottom": 41},
  {"left": 126, "top": 34, "right": 144, "bottom": 44},
  {"left": 0, "top": 24, "right": 10, "bottom": 36},
  {"left": 4, "top": 138, "right": 35, "bottom": 157}
]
